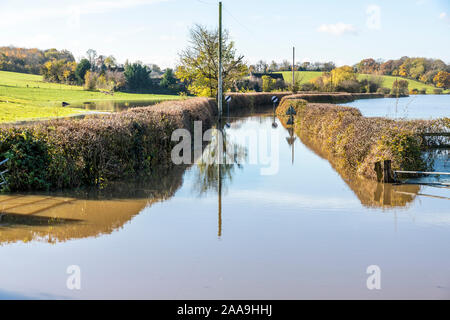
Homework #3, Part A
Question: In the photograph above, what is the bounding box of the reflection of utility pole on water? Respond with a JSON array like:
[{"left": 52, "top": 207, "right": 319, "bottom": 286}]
[
  {"left": 217, "top": 127, "right": 224, "bottom": 238},
  {"left": 286, "top": 105, "right": 297, "bottom": 164},
  {"left": 217, "top": 2, "right": 224, "bottom": 238},
  {"left": 286, "top": 128, "right": 296, "bottom": 165},
  {"left": 218, "top": 158, "right": 222, "bottom": 238}
]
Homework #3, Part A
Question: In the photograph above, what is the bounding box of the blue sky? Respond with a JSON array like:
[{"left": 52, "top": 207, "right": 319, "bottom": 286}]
[{"left": 1, "top": 0, "right": 449, "bottom": 68}]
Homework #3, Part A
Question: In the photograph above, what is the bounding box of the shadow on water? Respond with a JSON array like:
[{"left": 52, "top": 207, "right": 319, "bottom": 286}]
[
  {"left": 294, "top": 129, "right": 421, "bottom": 209},
  {"left": 0, "top": 165, "right": 189, "bottom": 245}
]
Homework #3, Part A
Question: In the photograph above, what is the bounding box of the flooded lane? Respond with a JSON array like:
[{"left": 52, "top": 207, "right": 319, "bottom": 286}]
[
  {"left": 341, "top": 94, "right": 450, "bottom": 119},
  {"left": 0, "top": 113, "right": 449, "bottom": 299}
]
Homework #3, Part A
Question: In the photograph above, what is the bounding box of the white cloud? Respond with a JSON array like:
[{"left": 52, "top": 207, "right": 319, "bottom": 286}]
[
  {"left": 317, "top": 23, "right": 357, "bottom": 36},
  {"left": 439, "top": 12, "right": 447, "bottom": 19}
]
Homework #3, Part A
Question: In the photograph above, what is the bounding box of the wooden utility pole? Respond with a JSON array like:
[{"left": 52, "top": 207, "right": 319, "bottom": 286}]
[
  {"left": 292, "top": 46, "right": 295, "bottom": 88},
  {"left": 218, "top": 2, "right": 223, "bottom": 120}
]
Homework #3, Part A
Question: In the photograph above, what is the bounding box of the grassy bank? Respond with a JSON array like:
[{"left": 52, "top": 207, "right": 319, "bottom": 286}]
[
  {"left": 276, "top": 71, "right": 447, "bottom": 93},
  {"left": 0, "top": 70, "right": 181, "bottom": 123},
  {"left": 0, "top": 98, "right": 216, "bottom": 191},
  {"left": 277, "top": 97, "right": 449, "bottom": 180}
]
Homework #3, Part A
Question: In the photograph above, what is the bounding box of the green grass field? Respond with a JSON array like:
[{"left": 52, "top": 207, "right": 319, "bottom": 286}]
[
  {"left": 357, "top": 74, "right": 442, "bottom": 94},
  {"left": 276, "top": 71, "right": 446, "bottom": 94},
  {"left": 276, "top": 71, "right": 323, "bottom": 84},
  {"left": 0, "top": 71, "right": 181, "bottom": 123}
]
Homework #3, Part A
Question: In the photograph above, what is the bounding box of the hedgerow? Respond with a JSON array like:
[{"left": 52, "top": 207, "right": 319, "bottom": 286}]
[{"left": 0, "top": 98, "right": 216, "bottom": 191}]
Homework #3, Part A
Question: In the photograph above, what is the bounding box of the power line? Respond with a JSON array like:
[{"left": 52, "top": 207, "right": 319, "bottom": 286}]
[
  {"left": 223, "top": 6, "right": 257, "bottom": 37},
  {"left": 196, "top": 0, "right": 217, "bottom": 6}
]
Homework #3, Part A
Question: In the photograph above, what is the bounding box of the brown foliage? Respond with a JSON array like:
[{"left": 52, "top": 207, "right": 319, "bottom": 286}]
[{"left": 276, "top": 99, "right": 447, "bottom": 180}]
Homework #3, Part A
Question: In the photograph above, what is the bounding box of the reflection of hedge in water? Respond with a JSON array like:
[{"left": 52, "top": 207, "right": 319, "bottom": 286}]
[
  {"left": 277, "top": 98, "right": 449, "bottom": 180},
  {"left": 0, "top": 163, "right": 189, "bottom": 244},
  {"left": 296, "top": 130, "right": 420, "bottom": 209},
  {"left": 0, "top": 98, "right": 216, "bottom": 191}
]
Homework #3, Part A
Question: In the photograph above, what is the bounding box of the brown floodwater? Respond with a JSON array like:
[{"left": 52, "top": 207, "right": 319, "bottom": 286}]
[{"left": 0, "top": 113, "right": 449, "bottom": 299}]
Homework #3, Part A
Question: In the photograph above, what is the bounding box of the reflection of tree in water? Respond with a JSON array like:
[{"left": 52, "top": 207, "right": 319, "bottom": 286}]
[{"left": 193, "top": 129, "right": 247, "bottom": 196}]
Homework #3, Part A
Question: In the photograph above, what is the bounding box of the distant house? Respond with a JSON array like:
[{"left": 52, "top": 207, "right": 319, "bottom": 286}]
[{"left": 249, "top": 72, "right": 284, "bottom": 82}]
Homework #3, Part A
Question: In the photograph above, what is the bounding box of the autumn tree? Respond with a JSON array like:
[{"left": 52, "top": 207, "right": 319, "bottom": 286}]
[
  {"left": 176, "top": 24, "right": 247, "bottom": 98},
  {"left": 41, "top": 59, "right": 76, "bottom": 83},
  {"left": 391, "top": 79, "right": 409, "bottom": 96},
  {"left": 433, "top": 71, "right": 450, "bottom": 89},
  {"left": 357, "top": 58, "right": 380, "bottom": 74}
]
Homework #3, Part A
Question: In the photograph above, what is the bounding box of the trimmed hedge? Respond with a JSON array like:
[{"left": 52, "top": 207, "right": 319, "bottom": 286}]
[
  {"left": 277, "top": 97, "right": 449, "bottom": 180},
  {"left": 0, "top": 98, "right": 216, "bottom": 191}
]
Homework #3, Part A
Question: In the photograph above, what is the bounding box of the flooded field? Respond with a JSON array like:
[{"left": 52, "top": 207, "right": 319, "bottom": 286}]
[
  {"left": 342, "top": 95, "right": 450, "bottom": 119},
  {"left": 0, "top": 112, "right": 449, "bottom": 299},
  {"left": 69, "top": 100, "right": 165, "bottom": 112}
]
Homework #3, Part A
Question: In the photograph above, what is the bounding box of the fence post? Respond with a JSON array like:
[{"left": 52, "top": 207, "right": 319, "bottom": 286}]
[
  {"left": 374, "top": 161, "right": 383, "bottom": 182},
  {"left": 383, "top": 160, "right": 395, "bottom": 183}
]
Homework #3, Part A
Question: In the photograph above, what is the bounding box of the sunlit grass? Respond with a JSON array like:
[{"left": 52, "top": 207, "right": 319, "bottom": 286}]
[
  {"left": 0, "top": 70, "right": 181, "bottom": 122},
  {"left": 276, "top": 71, "right": 323, "bottom": 84}
]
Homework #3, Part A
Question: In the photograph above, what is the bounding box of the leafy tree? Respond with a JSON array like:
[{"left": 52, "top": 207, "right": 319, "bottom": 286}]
[
  {"left": 330, "top": 65, "right": 357, "bottom": 89},
  {"left": 41, "top": 59, "right": 76, "bottom": 83},
  {"left": 159, "top": 68, "right": 177, "bottom": 88},
  {"left": 75, "top": 59, "right": 91, "bottom": 85},
  {"left": 104, "top": 55, "right": 117, "bottom": 70},
  {"left": 357, "top": 58, "right": 380, "bottom": 74},
  {"left": 86, "top": 49, "right": 97, "bottom": 71},
  {"left": 391, "top": 79, "right": 409, "bottom": 96},
  {"left": 176, "top": 24, "right": 247, "bottom": 98},
  {"left": 262, "top": 75, "right": 275, "bottom": 92},
  {"left": 433, "top": 71, "right": 450, "bottom": 89},
  {"left": 124, "top": 62, "right": 152, "bottom": 92},
  {"left": 269, "top": 61, "right": 279, "bottom": 72}
]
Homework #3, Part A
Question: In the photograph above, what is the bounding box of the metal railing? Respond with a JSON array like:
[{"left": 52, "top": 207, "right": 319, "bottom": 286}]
[{"left": 0, "top": 158, "right": 9, "bottom": 186}]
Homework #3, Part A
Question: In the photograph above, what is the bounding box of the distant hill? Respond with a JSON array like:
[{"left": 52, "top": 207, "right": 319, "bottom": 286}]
[{"left": 276, "top": 71, "right": 446, "bottom": 94}]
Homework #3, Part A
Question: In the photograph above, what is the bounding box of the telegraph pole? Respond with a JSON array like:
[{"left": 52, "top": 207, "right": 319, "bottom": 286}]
[
  {"left": 218, "top": 2, "right": 223, "bottom": 120},
  {"left": 292, "top": 46, "right": 295, "bottom": 89}
]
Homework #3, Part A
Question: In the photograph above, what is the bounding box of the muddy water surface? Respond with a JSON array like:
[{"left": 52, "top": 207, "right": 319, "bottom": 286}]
[{"left": 0, "top": 113, "right": 449, "bottom": 299}]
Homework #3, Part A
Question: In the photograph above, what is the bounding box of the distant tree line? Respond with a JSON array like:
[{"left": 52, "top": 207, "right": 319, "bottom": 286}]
[
  {"left": 355, "top": 57, "right": 450, "bottom": 89},
  {"left": 249, "top": 60, "right": 336, "bottom": 73},
  {"left": 0, "top": 46, "right": 74, "bottom": 74},
  {"left": 0, "top": 46, "right": 185, "bottom": 94}
]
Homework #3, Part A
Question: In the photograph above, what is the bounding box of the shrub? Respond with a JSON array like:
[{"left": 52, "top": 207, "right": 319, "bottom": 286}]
[
  {"left": 410, "top": 88, "right": 419, "bottom": 94},
  {"left": 300, "top": 83, "right": 316, "bottom": 92},
  {"left": 376, "top": 87, "right": 390, "bottom": 94},
  {"left": 84, "top": 71, "right": 97, "bottom": 91},
  {"left": 391, "top": 79, "right": 409, "bottom": 96},
  {"left": 418, "top": 88, "right": 426, "bottom": 95},
  {"left": 262, "top": 75, "right": 276, "bottom": 92},
  {"left": 336, "top": 80, "right": 361, "bottom": 93},
  {"left": 0, "top": 98, "right": 216, "bottom": 191},
  {"left": 433, "top": 88, "right": 443, "bottom": 94},
  {"left": 276, "top": 98, "right": 441, "bottom": 180}
]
